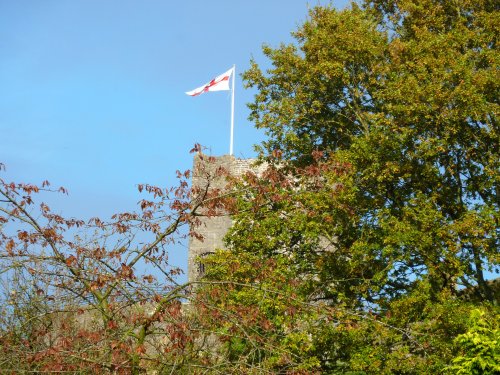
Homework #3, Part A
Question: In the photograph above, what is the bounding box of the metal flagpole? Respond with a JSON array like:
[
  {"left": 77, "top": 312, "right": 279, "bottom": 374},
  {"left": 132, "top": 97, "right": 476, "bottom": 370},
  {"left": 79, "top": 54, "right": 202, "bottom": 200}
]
[{"left": 229, "top": 65, "right": 235, "bottom": 156}]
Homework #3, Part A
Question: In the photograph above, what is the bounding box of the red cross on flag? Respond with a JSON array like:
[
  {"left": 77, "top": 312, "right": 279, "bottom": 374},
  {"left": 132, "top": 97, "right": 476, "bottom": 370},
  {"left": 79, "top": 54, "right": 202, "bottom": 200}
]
[{"left": 185, "top": 67, "right": 234, "bottom": 96}]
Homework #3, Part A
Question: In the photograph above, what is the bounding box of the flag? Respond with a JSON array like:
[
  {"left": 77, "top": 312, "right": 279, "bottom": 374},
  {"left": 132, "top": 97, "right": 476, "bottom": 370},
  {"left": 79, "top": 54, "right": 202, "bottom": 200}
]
[{"left": 185, "top": 67, "right": 234, "bottom": 96}]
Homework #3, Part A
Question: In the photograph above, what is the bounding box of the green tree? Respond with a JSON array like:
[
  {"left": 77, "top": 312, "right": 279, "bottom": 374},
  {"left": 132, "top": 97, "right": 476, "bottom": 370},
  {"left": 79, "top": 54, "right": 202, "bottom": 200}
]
[
  {"left": 196, "top": 0, "right": 499, "bottom": 373},
  {"left": 194, "top": 250, "right": 324, "bottom": 373},
  {"left": 243, "top": 0, "right": 499, "bottom": 303},
  {"left": 447, "top": 308, "right": 500, "bottom": 374}
]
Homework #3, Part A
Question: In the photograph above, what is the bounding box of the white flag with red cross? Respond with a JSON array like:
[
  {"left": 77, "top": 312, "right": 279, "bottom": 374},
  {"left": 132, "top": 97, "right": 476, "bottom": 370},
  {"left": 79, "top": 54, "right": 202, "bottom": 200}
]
[
  {"left": 185, "top": 67, "right": 234, "bottom": 96},
  {"left": 185, "top": 65, "right": 236, "bottom": 155}
]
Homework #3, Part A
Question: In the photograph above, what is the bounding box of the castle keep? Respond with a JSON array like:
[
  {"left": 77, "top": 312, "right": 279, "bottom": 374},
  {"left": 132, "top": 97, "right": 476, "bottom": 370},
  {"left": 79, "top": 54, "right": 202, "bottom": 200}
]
[{"left": 187, "top": 154, "right": 264, "bottom": 283}]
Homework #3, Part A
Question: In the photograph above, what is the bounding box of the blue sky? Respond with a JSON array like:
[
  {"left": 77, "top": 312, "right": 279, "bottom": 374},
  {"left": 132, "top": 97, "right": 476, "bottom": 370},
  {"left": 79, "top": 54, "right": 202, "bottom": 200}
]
[{"left": 0, "top": 0, "right": 349, "bottom": 275}]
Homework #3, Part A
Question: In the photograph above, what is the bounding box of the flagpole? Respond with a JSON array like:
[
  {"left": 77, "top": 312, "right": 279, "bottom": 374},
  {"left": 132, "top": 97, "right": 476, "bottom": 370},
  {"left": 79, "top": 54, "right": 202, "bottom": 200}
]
[{"left": 229, "top": 65, "right": 235, "bottom": 156}]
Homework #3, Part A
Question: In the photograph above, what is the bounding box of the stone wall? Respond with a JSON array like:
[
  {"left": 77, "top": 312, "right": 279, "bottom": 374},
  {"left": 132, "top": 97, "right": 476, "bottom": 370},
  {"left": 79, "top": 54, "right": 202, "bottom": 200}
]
[{"left": 187, "top": 154, "right": 265, "bottom": 283}]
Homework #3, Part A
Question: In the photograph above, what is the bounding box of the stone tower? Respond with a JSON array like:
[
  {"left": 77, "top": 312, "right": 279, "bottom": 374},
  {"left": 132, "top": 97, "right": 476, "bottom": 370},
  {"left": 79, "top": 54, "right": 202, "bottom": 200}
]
[{"left": 187, "top": 154, "right": 263, "bottom": 283}]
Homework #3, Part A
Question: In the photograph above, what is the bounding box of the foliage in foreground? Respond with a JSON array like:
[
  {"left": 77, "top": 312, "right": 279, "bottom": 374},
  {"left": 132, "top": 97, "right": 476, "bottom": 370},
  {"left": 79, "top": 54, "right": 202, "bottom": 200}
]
[
  {"left": 197, "top": 249, "right": 498, "bottom": 374},
  {"left": 446, "top": 309, "right": 500, "bottom": 374},
  {"left": 0, "top": 149, "right": 227, "bottom": 373},
  {"left": 1, "top": 0, "right": 499, "bottom": 373}
]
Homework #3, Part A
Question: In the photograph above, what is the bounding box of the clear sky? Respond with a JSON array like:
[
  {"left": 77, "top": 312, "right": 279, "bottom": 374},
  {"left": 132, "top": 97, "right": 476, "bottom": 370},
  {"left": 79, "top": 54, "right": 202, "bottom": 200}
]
[{"left": 0, "top": 0, "right": 349, "bottom": 276}]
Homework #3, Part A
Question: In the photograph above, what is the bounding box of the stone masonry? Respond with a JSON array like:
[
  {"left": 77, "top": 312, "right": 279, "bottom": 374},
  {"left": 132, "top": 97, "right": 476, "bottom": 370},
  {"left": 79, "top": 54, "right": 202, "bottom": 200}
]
[{"left": 187, "top": 154, "right": 265, "bottom": 283}]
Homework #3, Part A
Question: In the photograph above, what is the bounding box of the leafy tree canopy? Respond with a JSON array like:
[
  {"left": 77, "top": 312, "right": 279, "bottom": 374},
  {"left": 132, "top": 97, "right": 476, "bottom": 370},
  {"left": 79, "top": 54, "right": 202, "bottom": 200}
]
[
  {"left": 199, "top": 0, "right": 499, "bottom": 372},
  {"left": 240, "top": 0, "right": 499, "bottom": 303}
]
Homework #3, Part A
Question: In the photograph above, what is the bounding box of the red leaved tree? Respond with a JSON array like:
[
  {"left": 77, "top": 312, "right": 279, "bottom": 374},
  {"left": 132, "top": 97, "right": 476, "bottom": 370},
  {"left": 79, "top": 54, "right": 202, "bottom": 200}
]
[{"left": 0, "top": 146, "right": 233, "bottom": 373}]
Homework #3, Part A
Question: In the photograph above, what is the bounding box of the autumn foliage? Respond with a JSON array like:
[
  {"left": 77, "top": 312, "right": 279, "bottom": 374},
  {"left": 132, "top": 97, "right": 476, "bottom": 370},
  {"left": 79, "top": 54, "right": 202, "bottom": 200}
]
[
  {"left": 1, "top": 0, "right": 499, "bottom": 373},
  {"left": 0, "top": 147, "right": 228, "bottom": 373}
]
